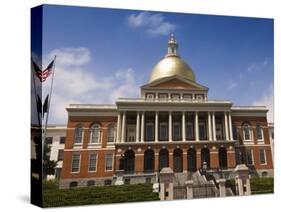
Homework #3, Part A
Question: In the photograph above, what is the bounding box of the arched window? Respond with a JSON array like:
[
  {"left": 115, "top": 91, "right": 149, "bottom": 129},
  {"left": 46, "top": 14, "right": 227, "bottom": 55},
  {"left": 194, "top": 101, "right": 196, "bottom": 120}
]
[
  {"left": 108, "top": 124, "right": 115, "bottom": 143},
  {"left": 219, "top": 147, "right": 228, "bottom": 169},
  {"left": 187, "top": 148, "right": 197, "bottom": 172},
  {"left": 173, "top": 148, "right": 183, "bottom": 172},
  {"left": 201, "top": 148, "right": 210, "bottom": 169},
  {"left": 243, "top": 123, "right": 252, "bottom": 142},
  {"left": 74, "top": 124, "right": 83, "bottom": 144},
  {"left": 90, "top": 123, "right": 100, "bottom": 143},
  {"left": 159, "top": 149, "right": 169, "bottom": 171},
  {"left": 256, "top": 124, "right": 263, "bottom": 141},
  {"left": 124, "top": 150, "right": 135, "bottom": 173},
  {"left": 144, "top": 149, "right": 155, "bottom": 172}
]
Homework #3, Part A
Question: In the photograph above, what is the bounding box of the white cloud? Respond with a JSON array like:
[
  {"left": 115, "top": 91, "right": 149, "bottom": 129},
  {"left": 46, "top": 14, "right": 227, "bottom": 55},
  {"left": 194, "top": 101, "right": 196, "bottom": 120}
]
[
  {"left": 252, "top": 84, "right": 274, "bottom": 123},
  {"left": 247, "top": 58, "right": 269, "bottom": 73},
  {"left": 42, "top": 47, "right": 140, "bottom": 124},
  {"left": 48, "top": 47, "right": 91, "bottom": 66},
  {"left": 227, "top": 82, "right": 238, "bottom": 90},
  {"left": 128, "top": 12, "right": 176, "bottom": 36}
]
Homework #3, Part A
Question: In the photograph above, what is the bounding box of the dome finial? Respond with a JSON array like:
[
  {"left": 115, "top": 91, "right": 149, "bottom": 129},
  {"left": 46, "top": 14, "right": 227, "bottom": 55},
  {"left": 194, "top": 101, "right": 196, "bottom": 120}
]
[{"left": 167, "top": 33, "right": 178, "bottom": 56}]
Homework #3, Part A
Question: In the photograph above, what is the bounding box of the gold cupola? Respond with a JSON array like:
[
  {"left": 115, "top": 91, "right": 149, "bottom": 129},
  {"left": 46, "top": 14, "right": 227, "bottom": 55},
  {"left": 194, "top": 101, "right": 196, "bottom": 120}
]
[{"left": 149, "top": 34, "right": 196, "bottom": 83}]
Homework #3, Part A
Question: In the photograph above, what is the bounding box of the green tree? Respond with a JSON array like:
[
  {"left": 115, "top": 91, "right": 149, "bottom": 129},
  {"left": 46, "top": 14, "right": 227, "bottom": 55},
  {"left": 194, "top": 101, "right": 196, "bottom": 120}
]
[{"left": 43, "top": 143, "right": 57, "bottom": 179}]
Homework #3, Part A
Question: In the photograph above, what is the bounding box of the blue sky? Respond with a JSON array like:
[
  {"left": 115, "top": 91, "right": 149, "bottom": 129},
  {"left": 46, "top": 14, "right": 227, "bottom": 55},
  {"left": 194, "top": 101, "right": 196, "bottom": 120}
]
[{"left": 40, "top": 4, "right": 274, "bottom": 124}]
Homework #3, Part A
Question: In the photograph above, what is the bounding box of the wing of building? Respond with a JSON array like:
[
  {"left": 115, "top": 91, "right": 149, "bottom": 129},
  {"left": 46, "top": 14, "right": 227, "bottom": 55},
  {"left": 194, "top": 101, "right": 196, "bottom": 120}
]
[{"left": 60, "top": 34, "right": 273, "bottom": 188}]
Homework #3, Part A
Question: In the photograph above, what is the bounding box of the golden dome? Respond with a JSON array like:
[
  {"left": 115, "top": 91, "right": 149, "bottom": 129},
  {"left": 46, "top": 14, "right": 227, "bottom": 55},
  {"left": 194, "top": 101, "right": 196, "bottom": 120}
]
[{"left": 149, "top": 34, "right": 196, "bottom": 83}]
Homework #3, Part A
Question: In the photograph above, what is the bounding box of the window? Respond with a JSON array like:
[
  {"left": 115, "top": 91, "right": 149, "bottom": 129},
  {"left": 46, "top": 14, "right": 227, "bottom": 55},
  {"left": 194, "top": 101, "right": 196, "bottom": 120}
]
[
  {"left": 199, "top": 121, "right": 207, "bottom": 140},
  {"left": 146, "top": 122, "right": 154, "bottom": 141},
  {"left": 246, "top": 149, "right": 253, "bottom": 165},
  {"left": 58, "top": 149, "right": 64, "bottom": 161},
  {"left": 256, "top": 124, "right": 263, "bottom": 141},
  {"left": 104, "top": 179, "right": 112, "bottom": 185},
  {"left": 172, "top": 122, "right": 181, "bottom": 140},
  {"left": 69, "top": 181, "right": 78, "bottom": 188},
  {"left": 159, "top": 122, "right": 168, "bottom": 140},
  {"left": 232, "top": 125, "right": 238, "bottom": 140},
  {"left": 186, "top": 122, "right": 194, "bottom": 140},
  {"left": 87, "top": 180, "right": 95, "bottom": 187},
  {"left": 89, "top": 154, "right": 97, "bottom": 172},
  {"left": 171, "top": 94, "right": 180, "bottom": 101},
  {"left": 74, "top": 124, "right": 83, "bottom": 144},
  {"left": 108, "top": 125, "right": 115, "bottom": 143},
  {"left": 59, "top": 136, "right": 65, "bottom": 144},
  {"left": 145, "top": 177, "right": 151, "bottom": 184},
  {"left": 45, "top": 137, "right": 53, "bottom": 145},
  {"left": 159, "top": 93, "right": 168, "bottom": 100},
  {"left": 124, "top": 178, "right": 130, "bottom": 185},
  {"left": 183, "top": 94, "right": 192, "bottom": 101},
  {"left": 243, "top": 124, "right": 252, "bottom": 142},
  {"left": 90, "top": 124, "right": 100, "bottom": 143},
  {"left": 71, "top": 154, "right": 80, "bottom": 172},
  {"left": 146, "top": 93, "right": 154, "bottom": 100},
  {"left": 105, "top": 154, "right": 113, "bottom": 171},
  {"left": 196, "top": 95, "right": 203, "bottom": 101},
  {"left": 216, "top": 123, "right": 223, "bottom": 140},
  {"left": 259, "top": 149, "right": 267, "bottom": 164}
]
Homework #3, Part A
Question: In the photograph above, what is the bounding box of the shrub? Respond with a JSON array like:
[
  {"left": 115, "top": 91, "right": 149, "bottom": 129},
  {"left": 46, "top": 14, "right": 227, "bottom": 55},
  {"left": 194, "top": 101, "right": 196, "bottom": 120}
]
[{"left": 43, "top": 183, "right": 159, "bottom": 207}]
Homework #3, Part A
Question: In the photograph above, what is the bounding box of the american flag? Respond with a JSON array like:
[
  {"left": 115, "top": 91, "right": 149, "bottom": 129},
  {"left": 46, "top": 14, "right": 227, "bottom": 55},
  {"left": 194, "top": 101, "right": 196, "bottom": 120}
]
[{"left": 32, "top": 59, "right": 54, "bottom": 82}]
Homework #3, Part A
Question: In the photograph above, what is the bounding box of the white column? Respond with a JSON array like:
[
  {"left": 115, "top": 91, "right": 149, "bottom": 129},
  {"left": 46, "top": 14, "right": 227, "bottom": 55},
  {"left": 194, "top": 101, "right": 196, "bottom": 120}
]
[
  {"left": 169, "top": 111, "right": 172, "bottom": 142},
  {"left": 228, "top": 112, "right": 233, "bottom": 140},
  {"left": 141, "top": 111, "right": 145, "bottom": 142},
  {"left": 116, "top": 112, "right": 121, "bottom": 143},
  {"left": 155, "top": 111, "right": 158, "bottom": 142},
  {"left": 224, "top": 112, "right": 229, "bottom": 141},
  {"left": 121, "top": 112, "right": 126, "bottom": 143},
  {"left": 195, "top": 111, "right": 199, "bottom": 141},
  {"left": 208, "top": 112, "right": 212, "bottom": 141},
  {"left": 212, "top": 112, "right": 217, "bottom": 141},
  {"left": 182, "top": 112, "right": 186, "bottom": 141},
  {"left": 136, "top": 112, "right": 140, "bottom": 142}
]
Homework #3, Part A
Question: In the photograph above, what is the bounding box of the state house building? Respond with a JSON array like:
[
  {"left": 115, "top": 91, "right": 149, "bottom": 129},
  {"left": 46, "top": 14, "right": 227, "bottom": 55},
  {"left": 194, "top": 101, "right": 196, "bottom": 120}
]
[{"left": 60, "top": 35, "right": 273, "bottom": 188}]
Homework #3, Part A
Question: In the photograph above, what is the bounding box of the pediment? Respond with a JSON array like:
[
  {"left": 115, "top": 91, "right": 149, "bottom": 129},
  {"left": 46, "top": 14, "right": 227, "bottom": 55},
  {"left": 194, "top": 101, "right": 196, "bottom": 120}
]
[{"left": 142, "top": 76, "right": 208, "bottom": 90}]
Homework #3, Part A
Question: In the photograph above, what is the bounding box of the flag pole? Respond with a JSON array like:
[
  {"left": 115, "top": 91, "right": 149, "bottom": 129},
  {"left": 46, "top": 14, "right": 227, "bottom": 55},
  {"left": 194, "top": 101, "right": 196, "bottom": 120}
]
[
  {"left": 31, "top": 58, "right": 42, "bottom": 128},
  {"left": 43, "top": 56, "right": 56, "bottom": 144}
]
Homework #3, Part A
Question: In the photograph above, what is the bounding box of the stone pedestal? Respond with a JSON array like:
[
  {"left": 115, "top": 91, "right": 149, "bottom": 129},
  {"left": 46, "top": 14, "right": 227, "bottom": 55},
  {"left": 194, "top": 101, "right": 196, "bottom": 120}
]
[
  {"left": 234, "top": 164, "right": 251, "bottom": 196},
  {"left": 185, "top": 180, "right": 193, "bottom": 199},
  {"left": 159, "top": 167, "right": 174, "bottom": 200},
  {"left": 114, "top": 170, "right": 124, "bottom": 185},
  {"left": 217, "top": 179, "right": 226, "bottom": 197}
]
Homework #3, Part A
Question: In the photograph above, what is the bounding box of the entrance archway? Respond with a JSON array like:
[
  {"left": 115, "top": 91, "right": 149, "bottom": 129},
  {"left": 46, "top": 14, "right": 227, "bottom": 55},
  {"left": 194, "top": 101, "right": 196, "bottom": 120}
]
[
  {"left": 187, "top": 148, "right": 197, "bottom": 172},
  {"left": 173, "top": 148, "right": 183, "bottom": 172},
  {"left": 144, "top": 149, "right": 155, "bottom": 172},
  {"left": 201, "top": 148, "right": 210, "bottom": 168},
  {"left": 219, "top": 147, "right": 228, "bottom": 169},
  {"left": 159, "top": 148, "right": 169, "bottom": 171},
  {"left": 124, "top": 149, "right": 135, "bottom": 173}
]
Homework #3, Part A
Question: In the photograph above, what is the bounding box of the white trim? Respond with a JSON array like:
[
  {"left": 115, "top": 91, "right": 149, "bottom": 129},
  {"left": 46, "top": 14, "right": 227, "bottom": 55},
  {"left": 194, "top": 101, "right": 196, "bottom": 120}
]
[
  {"left": 71, "top": 153, "right": 81, "bottom": 173},
  {"left": 88, "top": 153, "right": 98, "bottom": 173},
  {"left": 246, "top": 149, "right": 254, "bottom": 165},
  {"left": 105, "top": 153, "right": 114, "bottom": 171},
  {"left": 259, "top": 149, "right": 267, "bottom": 165}
]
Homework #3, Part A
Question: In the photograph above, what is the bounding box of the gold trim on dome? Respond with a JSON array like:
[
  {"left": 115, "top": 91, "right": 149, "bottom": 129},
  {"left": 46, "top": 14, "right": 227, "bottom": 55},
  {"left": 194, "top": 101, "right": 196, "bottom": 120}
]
[{"left": 149, "top": 55, "right": 195, "bottom": 83}]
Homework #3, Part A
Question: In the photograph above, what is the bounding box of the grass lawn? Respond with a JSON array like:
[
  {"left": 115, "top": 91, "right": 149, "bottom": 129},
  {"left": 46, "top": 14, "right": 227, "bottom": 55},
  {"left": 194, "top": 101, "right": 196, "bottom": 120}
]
[{"left": 43, "top": 181, "right": 159, "bottom": 207}]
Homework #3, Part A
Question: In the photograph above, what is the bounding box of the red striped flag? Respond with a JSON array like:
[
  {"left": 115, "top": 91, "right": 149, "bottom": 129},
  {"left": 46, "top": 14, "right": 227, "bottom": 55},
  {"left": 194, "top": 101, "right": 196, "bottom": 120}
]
[{"left": 32, "top": 59, "right": 54, "bottom": 82}]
